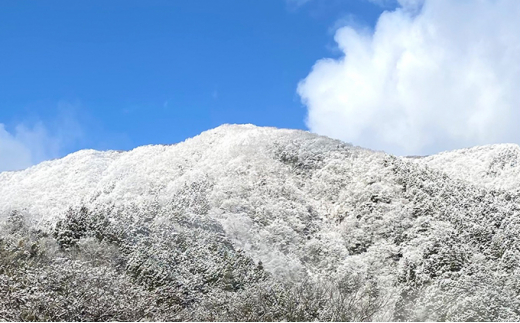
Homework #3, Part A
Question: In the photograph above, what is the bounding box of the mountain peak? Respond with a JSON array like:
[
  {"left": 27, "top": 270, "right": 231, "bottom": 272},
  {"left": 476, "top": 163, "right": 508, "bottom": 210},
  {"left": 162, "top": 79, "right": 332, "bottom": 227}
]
[{"left": 2, "top": 125, "right": 520, "bottom": 321}]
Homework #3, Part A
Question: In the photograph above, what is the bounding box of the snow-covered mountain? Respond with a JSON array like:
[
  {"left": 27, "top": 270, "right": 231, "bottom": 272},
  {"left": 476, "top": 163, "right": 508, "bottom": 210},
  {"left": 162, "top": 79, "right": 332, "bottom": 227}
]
[
  {"left": 2, "top": 124, "right": 520, "bottom": 321},
  {"left": 408, "top": 143, "right": 520, "bottom": 192}
]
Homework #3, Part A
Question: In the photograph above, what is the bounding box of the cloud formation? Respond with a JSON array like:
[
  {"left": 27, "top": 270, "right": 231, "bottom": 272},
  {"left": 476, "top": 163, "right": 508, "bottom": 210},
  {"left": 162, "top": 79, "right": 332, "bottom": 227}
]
[
  {"left": 298, "top": 0, "right": 520, "bottom": 155},
  {"left": 0, "top": 106, "right": 84, "bottom": 172},
  {"left": 0, "top": 123, "right": 54, "bottom": 172}
]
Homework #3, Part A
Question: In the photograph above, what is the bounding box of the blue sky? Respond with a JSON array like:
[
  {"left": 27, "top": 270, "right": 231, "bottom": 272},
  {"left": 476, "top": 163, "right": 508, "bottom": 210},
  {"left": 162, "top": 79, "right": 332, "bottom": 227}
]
[
  {"left": 2, "top": 0, "right": 519, "bottom": 171},
  {"left": 0, "top": 0, "right": 386, "bottom": 165}
]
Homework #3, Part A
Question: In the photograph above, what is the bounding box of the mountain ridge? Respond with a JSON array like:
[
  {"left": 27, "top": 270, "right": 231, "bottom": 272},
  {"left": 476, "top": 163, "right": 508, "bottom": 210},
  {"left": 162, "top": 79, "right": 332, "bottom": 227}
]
[
  {"left": 2, "top": 124, "right": 520, "bottom": 321},
  {"left": 2, "top": 124, "right": 519, "bottom": 223}
]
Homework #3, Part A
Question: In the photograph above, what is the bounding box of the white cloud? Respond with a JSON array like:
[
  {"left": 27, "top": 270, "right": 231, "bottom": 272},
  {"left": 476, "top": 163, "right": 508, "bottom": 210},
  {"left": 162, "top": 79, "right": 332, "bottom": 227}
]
[
  {"left": 298, "top": 0, "right": 520, "bottom": 155},
  {"left": 0, "top": 105, "right": 84, "bottom": 172},
  {"left": 0, "top": 123, "right": 54, "bottom": 172},
  {"left": 0, "top": 125, "right": 33, "bottom": 172}
]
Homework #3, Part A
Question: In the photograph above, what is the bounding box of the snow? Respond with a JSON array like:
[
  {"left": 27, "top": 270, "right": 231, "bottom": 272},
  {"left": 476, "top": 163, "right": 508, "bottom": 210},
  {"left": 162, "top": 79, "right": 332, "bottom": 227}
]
[
  {"left": 0, "top": 124, "right": 346, "bottom": 221},
  {"left": 2, "top": 124, "right": 520, "bottom": 320},
  {"left": 406, "top": 143, "right": 520, "bottom": 192},
  {"left": 2, "top": 125, "right": 518, "bottom": 275},
  {"left": 0, "top": 124, "right": 385, "bottom": 275}
]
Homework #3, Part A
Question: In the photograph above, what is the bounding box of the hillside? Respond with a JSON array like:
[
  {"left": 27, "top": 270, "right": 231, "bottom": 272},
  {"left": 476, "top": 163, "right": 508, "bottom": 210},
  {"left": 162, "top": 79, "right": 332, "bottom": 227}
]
[
  {"left": 409, "top": 144, "right": 520, "bottom": 192},
  {"left": 1, "top": 124, "right": 520, "bottom": 321}
]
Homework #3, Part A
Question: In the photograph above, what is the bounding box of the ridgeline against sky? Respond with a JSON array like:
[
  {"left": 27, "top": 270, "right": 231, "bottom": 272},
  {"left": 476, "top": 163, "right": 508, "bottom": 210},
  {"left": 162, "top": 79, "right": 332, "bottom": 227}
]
[
  {"left": 1, "top": 0, "right": 519, "bottom": 171},
  {"left": 2, "top": 124, "right": 520, "bottom": 320}
]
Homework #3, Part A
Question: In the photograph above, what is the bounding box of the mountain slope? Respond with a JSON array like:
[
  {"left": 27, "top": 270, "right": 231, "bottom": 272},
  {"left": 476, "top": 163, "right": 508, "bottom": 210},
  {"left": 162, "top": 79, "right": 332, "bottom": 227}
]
[
  {"left": 407, "top": 143, "right": 520, "bottom": 192},
  {"left": 1, "top": 124, "right": 383, "bottom": 278},
  {"left": 1, "top": 124, "right": 520, "bottom": 321}
]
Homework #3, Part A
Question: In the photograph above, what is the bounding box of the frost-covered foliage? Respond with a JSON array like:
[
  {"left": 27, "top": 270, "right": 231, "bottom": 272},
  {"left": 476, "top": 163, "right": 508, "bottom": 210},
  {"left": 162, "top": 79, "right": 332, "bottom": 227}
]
[
  {"left": 0, "top": 211, "right": 151, "bottom": 321},
  {"left": 0, "top": 206, "right": 386, "bottom": 321},
  {"left": 1, "top": 124, "right": 520, "bottom": 321},
  {"left": 408, "top": 143, "right": 520, "bottom": 192}
]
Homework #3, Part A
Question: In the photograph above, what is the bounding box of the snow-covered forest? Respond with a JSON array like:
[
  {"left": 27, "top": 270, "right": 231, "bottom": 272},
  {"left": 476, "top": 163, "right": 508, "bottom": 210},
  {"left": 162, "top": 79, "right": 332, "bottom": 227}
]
[{"left": 1, "top": 124, "right": 520, "bottom": 321}]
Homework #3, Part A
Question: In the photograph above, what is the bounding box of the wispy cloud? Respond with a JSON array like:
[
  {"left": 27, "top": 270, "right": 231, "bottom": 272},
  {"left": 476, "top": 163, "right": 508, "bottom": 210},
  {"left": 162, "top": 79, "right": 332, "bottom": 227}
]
[
  {"left": 286, "top": 0, "right": 314, "bottom": 8},
  {"left": 0, "top": 124, "right": 36, "bottom": 172},
  {"left": 287, "top": 0, "right": 405, "bottom": 9},
  {"left": 0, "top": 103, "right": 84, "bottom": 172},
  {"left": 298, "top": 0, "right": 520, "bottom": 155}
]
